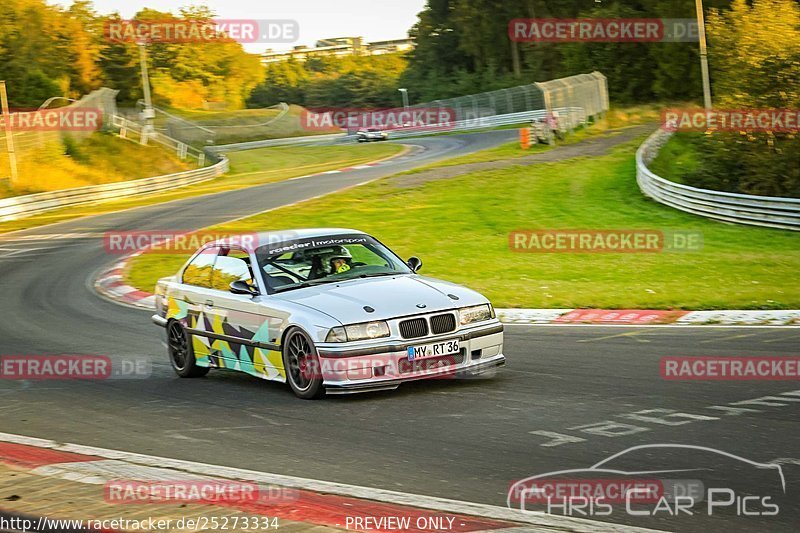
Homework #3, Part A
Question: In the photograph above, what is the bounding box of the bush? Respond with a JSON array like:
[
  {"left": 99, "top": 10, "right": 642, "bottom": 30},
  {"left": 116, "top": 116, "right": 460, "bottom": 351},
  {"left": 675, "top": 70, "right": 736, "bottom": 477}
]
[
  {"left": 62, "top": 135, "right": 88, "bottom": 163},
  {"left": 683, "top": 133, "right": 800, "bottom": 198}
]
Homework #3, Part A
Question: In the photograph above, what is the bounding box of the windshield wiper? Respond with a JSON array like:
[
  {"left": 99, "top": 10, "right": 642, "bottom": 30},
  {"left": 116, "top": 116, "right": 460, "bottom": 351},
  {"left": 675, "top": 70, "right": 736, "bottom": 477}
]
[
  {"left": 272, "top": 279, "right": 333, "bottom": 293},
  {"left": 273, "top": 272, "right": 400, "bottom": 292},
  {"left": 326, "top": 272, "right": 398, "bottom": 284}
]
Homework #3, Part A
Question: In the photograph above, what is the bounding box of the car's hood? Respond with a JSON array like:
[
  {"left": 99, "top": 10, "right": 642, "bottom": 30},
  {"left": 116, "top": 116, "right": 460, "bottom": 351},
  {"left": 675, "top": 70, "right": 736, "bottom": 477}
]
[{"left": 271, "top": 274, "right": 488, "bottom": 324}]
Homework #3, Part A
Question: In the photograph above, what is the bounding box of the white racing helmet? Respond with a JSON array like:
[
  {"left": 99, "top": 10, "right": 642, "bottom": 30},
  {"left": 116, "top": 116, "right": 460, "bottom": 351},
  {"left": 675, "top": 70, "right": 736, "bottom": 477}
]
[{"left": 319, "top": 246, "right": 353, "bottom": 274}]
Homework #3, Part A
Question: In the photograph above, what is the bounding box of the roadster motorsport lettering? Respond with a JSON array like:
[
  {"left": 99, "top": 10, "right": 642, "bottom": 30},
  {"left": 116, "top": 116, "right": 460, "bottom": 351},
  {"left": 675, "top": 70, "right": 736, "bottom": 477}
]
[{"left": 265, "top": 236, "right": 370, "bottom": 256}]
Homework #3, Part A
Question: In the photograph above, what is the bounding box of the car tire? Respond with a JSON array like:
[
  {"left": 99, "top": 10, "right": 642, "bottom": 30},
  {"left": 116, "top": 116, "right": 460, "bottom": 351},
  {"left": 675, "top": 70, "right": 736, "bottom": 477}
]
[
  {"left": 167, "top": 320, "right": 209, "bottom": 378},
  {"left": 282, "top": 327, "right": 324, "bottom": 400}
]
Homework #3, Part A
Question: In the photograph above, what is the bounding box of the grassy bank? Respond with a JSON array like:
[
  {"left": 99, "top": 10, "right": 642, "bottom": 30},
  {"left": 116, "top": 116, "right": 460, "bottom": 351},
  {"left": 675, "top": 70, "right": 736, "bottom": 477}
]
[
  {"left": 158, "top": 105, "right": 341, "bottom": 146},
  {"left": 0, "top": 142, "right": 403, "bottom": 234},
  {"left": 647, "top": 132, "right": 703, "bottom": 185},
  {"left": 0, "top": 132, "right": 191, "bottom": 199},
  {"left": 127, "top": 136, "right": 800, "bottom": 309}
]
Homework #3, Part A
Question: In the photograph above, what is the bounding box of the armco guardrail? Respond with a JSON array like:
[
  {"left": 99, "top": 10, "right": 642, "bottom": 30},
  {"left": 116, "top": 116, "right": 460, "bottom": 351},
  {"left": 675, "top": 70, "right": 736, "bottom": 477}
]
[
  {"left": 636, "top": 129, "right": 800, "bottom": 231},
  {"left": 0, "top": 156, "right": 228, "bottom": 223}
]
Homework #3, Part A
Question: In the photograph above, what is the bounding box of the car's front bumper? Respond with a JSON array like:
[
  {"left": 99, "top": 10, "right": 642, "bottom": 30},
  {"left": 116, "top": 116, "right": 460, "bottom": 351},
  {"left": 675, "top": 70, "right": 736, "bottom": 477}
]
[
  {"left": 323, "top": 355, "right": 505, "bottom": 395},
  {"left": 316, "top": 322, "right": 504, "bottom": 395}
]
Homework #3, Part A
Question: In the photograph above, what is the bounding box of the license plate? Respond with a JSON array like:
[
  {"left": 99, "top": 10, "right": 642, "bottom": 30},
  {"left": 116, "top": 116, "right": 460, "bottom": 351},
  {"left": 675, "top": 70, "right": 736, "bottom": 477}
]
[{"left": 407, "top": 339, "right": 460, "bottom": 361}]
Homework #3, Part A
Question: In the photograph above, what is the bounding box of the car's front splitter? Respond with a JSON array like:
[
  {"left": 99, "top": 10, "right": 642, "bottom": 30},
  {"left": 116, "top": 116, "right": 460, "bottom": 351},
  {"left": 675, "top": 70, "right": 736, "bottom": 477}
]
[{"left": 323, "top": 354, "right": 506, "bottom": 395}]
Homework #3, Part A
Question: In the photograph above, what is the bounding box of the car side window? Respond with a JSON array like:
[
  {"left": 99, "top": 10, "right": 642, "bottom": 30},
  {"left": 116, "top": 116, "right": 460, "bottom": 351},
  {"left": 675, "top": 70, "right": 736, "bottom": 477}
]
[
  {"left": 182, "top": 247, "right": 219, "bottom": 288},
  {"left": 210, "top": 248, "right": 256, "bottom": 292}
]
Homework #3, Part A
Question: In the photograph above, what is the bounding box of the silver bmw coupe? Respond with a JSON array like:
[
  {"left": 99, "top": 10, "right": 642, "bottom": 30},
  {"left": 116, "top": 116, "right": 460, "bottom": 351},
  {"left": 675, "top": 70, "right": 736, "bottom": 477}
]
[{"left": 152, "top": 228, "right": 504, "bottom": 399}]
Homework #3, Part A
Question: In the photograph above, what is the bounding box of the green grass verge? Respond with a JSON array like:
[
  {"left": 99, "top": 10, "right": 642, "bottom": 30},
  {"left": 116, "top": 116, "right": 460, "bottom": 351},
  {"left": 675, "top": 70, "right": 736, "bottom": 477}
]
[
  {"left": 406, "top": 104, "right": 663, "bottom": 172},
  {"left": 0, "top": 143, "right": 403, "bottom": 235},
  {"left": 0, "top": 132, "right": 191, "bottom": 199},
  {"left": 647, "top": 132, "right": 703, "bottom": 185},
  {"left": 126, "top": 136, "right": 800, "bottom": 310}
]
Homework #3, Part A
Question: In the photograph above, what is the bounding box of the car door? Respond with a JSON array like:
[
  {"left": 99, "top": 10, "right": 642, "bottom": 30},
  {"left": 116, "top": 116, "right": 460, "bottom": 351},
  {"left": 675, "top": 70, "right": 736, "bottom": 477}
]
[
  {"left": 170, "top": 245, "right": 221, "bottom": 365},
  {"left": 204, "top": 247, "right": 286, "bottom": 381}
]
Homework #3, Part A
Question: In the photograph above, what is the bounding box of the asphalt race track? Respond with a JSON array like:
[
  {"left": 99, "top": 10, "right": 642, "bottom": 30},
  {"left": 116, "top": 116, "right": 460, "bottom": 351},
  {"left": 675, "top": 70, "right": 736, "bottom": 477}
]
[{"left": 0, "top": 130, "right": 798, "bottom": 532}]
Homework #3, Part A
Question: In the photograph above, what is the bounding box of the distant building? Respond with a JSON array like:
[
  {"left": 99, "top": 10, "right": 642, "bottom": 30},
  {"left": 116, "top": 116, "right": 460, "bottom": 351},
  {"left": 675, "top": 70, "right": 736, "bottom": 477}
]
[
  {"left": 262, "top": 36, "right": 414, "bottom": 64},
  {"left": 367, "top": 38, "right": 415, "bottom": 56}
]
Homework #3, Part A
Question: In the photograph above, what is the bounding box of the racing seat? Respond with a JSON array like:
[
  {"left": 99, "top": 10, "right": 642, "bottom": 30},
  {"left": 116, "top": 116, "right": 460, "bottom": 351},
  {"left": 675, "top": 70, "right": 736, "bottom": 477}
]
[{"left": 309, "top": 256, "right": 327, "bottom": 279}]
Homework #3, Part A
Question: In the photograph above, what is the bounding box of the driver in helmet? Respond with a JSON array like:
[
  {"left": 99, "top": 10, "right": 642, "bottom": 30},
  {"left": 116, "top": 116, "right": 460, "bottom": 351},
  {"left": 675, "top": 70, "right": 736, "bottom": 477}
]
[{"left": 324, "top": 246, "right": 352, "bottom": 275}]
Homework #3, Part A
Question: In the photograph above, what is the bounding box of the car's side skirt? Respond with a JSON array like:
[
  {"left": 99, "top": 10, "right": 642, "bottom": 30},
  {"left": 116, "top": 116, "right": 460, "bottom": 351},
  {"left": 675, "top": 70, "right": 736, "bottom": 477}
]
[
  {"left": 186, "top": 328, "right": 280, "bottom": 352},
  {"left": 185, "top": 328, "right": 287, "bottom": 383}
]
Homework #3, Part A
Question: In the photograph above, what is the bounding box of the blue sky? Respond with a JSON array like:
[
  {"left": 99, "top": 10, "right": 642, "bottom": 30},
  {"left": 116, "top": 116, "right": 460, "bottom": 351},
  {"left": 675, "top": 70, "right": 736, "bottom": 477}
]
[{"left": 50, "top": 0, "right": 426, "bottom": 52}]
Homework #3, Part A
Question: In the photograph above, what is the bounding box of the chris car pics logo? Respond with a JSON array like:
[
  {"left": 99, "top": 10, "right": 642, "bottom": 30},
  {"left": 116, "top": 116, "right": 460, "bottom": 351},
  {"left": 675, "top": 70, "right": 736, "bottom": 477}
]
[{"left": 508, "top": 444, "right": 785, "bottom": 518}]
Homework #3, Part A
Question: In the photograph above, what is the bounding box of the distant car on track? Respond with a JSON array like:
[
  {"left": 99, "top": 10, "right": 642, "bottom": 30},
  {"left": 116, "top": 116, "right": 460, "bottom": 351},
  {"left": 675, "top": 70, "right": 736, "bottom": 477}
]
[
  {"left": 356, "top": 128, "right": 388, "bottom": 142},
  {"left": 152, "top": 229, "right": 505, "bottom": 399}
]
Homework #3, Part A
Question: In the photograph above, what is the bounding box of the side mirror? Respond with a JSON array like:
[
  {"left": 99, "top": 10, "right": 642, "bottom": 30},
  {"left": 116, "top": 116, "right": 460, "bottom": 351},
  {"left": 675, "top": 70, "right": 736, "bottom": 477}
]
[
  {"left": 230, "top": 280, "right": 258, "bottom": 296},
  {"left": 407, "top": 256, "right": 422, "bottom": 273}
]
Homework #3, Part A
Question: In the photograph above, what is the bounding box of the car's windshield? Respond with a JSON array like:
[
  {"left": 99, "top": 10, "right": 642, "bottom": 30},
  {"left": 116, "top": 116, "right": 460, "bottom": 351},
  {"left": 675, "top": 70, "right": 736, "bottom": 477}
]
[{"left": 255, "top": 234, "right": 411, "bottom": 292}]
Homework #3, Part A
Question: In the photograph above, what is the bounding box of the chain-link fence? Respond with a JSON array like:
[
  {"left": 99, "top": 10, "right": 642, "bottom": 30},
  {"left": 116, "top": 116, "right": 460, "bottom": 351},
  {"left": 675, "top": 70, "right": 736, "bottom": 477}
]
[
  {"left": 152, "top": 71, "right": 609, "bottom": 145},
  {"left": 330, "top": 71, "right": 605, "bottom": 139},
  {"left": 359, "top": 71, "right": 606, "bottom": 138},
  {"left": 421, "top": 85, "right": 544, "bottom": 125},
  {"left": 416, "top": 71, "right": 605, "bottom": 123},
  {"left": 149, "top": 102, "right": 329, "bottom": 147},
  {"left": 0, "top": 88, "right": 118, "bottom": 188},
  {"left": 535, "top": 72, "right": 608, "bottom": 119}
]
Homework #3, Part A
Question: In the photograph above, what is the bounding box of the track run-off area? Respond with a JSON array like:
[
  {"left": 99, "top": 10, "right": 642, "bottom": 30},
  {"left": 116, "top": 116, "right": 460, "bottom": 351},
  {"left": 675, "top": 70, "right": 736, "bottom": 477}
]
[{"left": 0, "top": 129, "right": 798, "bottom": 532}]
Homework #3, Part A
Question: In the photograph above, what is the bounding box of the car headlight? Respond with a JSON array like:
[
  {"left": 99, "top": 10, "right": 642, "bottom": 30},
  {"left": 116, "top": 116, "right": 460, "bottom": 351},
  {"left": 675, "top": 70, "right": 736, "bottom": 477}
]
[
  {"left": 325, "top": 321, "right": 390, "bottom": 342},
  {"left": 459, "top": 304, "right": 494, "bottom": 325}
]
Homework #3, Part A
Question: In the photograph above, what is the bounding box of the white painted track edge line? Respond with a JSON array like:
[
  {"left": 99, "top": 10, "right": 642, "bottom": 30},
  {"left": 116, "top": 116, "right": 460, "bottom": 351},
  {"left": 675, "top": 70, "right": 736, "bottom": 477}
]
[{"left": 0, "top": 432, "right": 658, "bottom": 533}]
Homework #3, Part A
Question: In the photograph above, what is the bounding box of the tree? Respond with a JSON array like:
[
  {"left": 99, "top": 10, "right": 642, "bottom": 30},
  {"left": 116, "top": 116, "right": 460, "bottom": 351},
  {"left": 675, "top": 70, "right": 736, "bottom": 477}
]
[
  {"left": 707, "top": 0, "right": 800, "bottom": 108},
  {"left": 680, "top": 0, "right": 800, "bottom": 198},
  {"left": 248, "top": 54, "right": 407, "bottom": 109}
]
